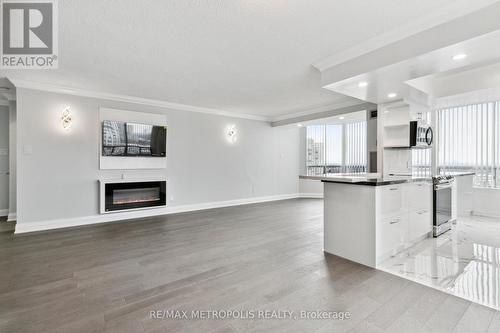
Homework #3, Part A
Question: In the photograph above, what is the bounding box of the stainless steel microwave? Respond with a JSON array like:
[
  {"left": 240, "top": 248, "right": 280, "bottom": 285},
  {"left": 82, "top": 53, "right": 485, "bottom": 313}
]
[{"left": 410, "top": 121, "right": 433, "bottom": 147}]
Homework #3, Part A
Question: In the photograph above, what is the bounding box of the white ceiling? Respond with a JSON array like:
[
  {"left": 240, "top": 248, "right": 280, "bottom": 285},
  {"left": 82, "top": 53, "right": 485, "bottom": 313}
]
[
  {"left": 0, "top": 0, "right": 471, "bottom": 119},
  {"left": 318, "top": 1, "right": 500, "bottom": 105},
  {"left": 295, "top": 110, "right": 367, "bottom": 127},
  {"left": 324, "top": 29, "right": 500, "bottom": 104}
]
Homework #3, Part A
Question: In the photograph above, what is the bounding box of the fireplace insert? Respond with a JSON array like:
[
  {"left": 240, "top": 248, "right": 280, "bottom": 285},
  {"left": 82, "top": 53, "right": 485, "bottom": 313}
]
[{"left": 104, "top": 181, "right": 166, "bottom": 212}]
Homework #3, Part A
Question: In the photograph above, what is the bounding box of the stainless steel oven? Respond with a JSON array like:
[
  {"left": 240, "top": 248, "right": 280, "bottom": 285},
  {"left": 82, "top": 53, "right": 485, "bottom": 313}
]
[{"left": 432, "top": 175, "right": 454, "bottom": 237}]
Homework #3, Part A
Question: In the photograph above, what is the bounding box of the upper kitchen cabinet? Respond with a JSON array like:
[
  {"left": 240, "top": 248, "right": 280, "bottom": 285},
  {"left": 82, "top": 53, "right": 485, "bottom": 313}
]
[
  {"left": 381, "top": 105, "right": 410, "bottom": 148},
  {"left": 380, "top": 102, "right": 432, "bottom": 149}
]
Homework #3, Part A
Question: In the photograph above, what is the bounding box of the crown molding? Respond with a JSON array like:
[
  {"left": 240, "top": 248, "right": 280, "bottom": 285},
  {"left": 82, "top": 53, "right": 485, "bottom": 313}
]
[
  {"left": 9, "top": 78, "right": 271, "bottom": 122},
  {"left": 313, "top": 0, "right": 500, "bottom": 72},
  {"left": 271, "top": 101, "right": 376, "bottom": 127},
  {"left": 270, "top": 99, "right": 367, "bottom": 122}
]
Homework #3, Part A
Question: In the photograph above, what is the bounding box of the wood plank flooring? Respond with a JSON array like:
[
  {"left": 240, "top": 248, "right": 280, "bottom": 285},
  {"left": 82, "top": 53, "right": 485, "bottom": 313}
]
[{"left": 0, "top": 198, "right": 498, "bottom": 333}]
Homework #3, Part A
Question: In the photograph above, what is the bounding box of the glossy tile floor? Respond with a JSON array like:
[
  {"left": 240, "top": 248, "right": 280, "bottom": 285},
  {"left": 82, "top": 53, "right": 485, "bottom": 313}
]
[{"left": 379, "top": 216, "right": 500, "bottom": 311}]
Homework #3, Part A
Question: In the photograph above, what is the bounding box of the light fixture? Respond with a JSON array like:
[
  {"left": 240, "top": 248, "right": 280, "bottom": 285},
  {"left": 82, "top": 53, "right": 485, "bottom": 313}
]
[
  {"left": 452, "top": 53, "right": 467, "bottom": 61},
  {"left": 387, "top": 93, "right": 397, "bottom": 98},
  {"left": 61, "top": 106, "right": 72, "bottom": 131},
  {"left": 226, "top": 124, "right": 238, "bottom": 144},
  {"left": 297, "top": 123, "right": 303, "bottom": 127},
  {"left": 357, "top": 81, "right": 368, "bottom": 88},
  {"left": 339, "top": 116, "right": 345, "bottom": 120}
]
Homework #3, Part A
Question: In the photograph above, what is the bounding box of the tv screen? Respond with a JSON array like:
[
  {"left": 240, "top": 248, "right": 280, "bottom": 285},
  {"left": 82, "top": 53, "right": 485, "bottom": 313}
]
[{"left": 102, "top": 120, "right": 166, "bottom": 157}]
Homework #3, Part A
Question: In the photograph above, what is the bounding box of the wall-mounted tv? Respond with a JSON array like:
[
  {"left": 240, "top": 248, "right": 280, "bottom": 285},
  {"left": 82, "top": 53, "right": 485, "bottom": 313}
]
[{"left": 102, "top": 120, "right": 166, "bottom": 157}]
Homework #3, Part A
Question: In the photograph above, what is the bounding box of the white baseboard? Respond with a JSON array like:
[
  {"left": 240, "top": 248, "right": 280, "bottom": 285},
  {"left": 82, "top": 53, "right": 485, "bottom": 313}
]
[
  {"left": 471, "top": 210, "right": 500, "bottom": 220},
  {"left": 14, "top": 193, "right": 300, "bottom": 234},
  {"left": 299, "top": 193, "right": 324, "bottom": 199},
  {"left": 0, "top": 209, "right": 8, "bottom": 218},
  {"left": 7, "top": 212, "right": 16, "bottom": 222}
]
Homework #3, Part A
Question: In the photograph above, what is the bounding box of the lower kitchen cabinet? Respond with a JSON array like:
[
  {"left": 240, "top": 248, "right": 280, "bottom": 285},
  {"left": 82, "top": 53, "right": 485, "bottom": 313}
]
[
  {"left": 408, "top": 209, "right": 431, "bottom": 242},
  {"left": 407, "top": 182, "right": 432, "bottom": 242},
  {"left": 323, "top": 179, "right": 433, "bottom": 268},
  {"left": 376, "top": 181, "right": 432, "bottom": 263},
  {"left": 377, "top": 213, "right": 409, "bottom": 260}
]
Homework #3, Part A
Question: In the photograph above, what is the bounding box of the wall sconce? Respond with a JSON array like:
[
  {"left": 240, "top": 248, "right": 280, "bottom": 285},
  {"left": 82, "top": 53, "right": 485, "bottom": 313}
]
[
  {"left": 61, "top": 106, "right": 72, "bottom": 131},
  {"left": 226, "top": 124, "right": 238, "bottom": 144}
]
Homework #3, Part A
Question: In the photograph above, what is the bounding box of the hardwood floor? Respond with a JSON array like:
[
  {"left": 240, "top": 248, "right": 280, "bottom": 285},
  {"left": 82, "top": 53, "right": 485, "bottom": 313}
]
[
  {"left": 0, "top": 217, "right": 14, "bottom": 233},
  {"left": 0, "top": 198, "right": 498, "bottom": 333}
]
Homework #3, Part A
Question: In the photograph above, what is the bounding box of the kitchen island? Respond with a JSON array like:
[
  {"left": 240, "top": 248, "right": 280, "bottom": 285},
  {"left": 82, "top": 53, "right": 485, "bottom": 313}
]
[{"left": 320, "top": 174, "right": 434, "bottom": 268}]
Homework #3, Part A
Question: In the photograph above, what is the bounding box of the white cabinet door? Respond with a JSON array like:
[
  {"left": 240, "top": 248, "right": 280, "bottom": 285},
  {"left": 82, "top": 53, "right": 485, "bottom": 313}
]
[
  {"left": 407, "top": 182, "right": 431, "bottom": 211},
  {"left": 409, "top": 209, "right": 431, "bottom": 242},
  {"left": 380, "top": 184, "right": 407, "bottom": 218},
  {"left": 406, "top": 182, "right": 432, "bottom": 242},
  {"left": 377, "top": 214, "right": 408, "bottom": 259}
]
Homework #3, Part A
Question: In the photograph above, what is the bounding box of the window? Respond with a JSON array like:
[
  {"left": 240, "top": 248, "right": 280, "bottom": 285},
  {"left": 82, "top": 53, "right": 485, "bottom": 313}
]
[
  {"left": 345, "top": 122, "right": 367, "bottom": 173},
  {"left": 411, "top": 148, "right": 431, "bottom": 177},
  {"left": 437, "top": 102, "right": 500, "bottom": 188},
  {"left": 306, "top": 122, "right": 367, "bottom": 175}
]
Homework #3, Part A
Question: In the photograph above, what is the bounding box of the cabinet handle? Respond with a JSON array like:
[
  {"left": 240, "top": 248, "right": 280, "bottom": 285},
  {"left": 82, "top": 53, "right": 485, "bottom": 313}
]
[
  {"left": 389, "top": 188, "right": 398, "bottom": 191},
  {"left": 417, "top": 210, "right": 427, "bottom": 215},
  {"left": 390, "top": 219, "right": 401, "bottom": 224}
]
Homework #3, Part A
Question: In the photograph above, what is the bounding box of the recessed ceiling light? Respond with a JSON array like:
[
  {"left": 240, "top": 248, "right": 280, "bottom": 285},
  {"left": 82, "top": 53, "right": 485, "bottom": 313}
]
[
  {"left": 387, "top": 93, "right": 397, "bottom": 98},
  {"left": 339, "top": 116, "right": 345, "bottom": 120},
  {"left": 297, "top": 123, "right": 303, "bottom": 127},
  {"left": 452, "top": 53, "right": 467, "bottom": 61},
  {"left": 358, "top": 81, "right": 368, "bottom": 88},
  {"left": 384, "top": 110, "right": 389, "bottom": 114}
]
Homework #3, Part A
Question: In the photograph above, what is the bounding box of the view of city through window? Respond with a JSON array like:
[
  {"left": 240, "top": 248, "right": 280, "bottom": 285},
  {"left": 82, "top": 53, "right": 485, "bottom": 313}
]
[
  {"left": 437, "top": 101, "right": 500, "bottom": 188},
  {"left": 306, "top": 122, "right": 367, "bottom": 175}
]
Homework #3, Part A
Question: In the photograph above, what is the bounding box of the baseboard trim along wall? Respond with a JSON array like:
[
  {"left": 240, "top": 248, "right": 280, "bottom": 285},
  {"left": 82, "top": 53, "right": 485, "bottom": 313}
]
[
  {"left": 15, "top": 193, "right": 321, "bottom": 234},
  {"left": 7, "top": 213, "right": 17, "bottom": 222},
  {"left": 471, "top": 211, "right": 500, "bottom": 220},
  {"left": 299, "top": 193, "right": 324, "bottom": 199},
  {"left": 0, "top": 209, "right": 9, "bottom": 218}
]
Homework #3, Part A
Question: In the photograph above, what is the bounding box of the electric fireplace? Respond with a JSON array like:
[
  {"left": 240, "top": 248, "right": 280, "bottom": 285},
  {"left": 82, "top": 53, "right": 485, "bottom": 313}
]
[{"left": 101, "top": 180, "right": 166, "bottom": 213}]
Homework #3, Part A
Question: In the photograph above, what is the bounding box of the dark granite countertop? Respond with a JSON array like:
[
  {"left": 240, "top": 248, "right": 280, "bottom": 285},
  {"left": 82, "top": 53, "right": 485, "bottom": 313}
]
[
  {"left": 300, "top": 171, "right": 475, "bottom": 186},
  {"left": 320, "top": 176, "right": 431, "bottom": 186},
  {"left": 440, "top": 172, "right": 475, "bottom": 177}
]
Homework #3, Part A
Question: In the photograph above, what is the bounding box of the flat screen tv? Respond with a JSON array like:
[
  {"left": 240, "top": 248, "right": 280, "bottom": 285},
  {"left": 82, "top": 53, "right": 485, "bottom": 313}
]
[{"left": 102, "top": 120, "right": 166, "bottom": 157}]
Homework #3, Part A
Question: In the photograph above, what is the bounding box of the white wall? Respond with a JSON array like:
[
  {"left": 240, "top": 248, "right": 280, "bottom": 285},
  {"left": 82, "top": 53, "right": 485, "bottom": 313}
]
[
  {"left": 298, "top": 127, "right": 307, "bottom": 175},
  {"left": 470, "top": 188, "right": 500, "bottom": 218},
  {"left": 299, "top": 178, "right": 323, "bottom": 198},
  {"left": 0, "top": 105, "right": 8, "bottom": 215},
  {"left": 367, "top": 116, "right": 377, "bottom": 172},
  {"left": 457, "top": 175, "right": 500, "bottom": 218},
  {"left": 15, "top": 88, "right": 300, "bottom": 230},
  {"left": 448, "top": 174, "right": 500, "bottom": 219},
  {"left": 8, "top": 101, "right": 16, "bottom": 220},
  {"left": 383, "top": 149, "right": 411, "bottom": 175}
]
